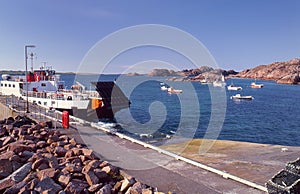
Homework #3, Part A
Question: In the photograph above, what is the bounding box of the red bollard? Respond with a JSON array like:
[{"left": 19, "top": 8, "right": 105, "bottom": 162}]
[{"left": 62, "top": 111, "right": 69, "bottom": 129}]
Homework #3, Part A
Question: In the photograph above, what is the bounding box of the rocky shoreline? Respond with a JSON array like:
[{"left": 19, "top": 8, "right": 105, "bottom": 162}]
[
  {"left": 139, "top": 58, "right": 300, "bottom": 85},
  {"left": 0, "top": 115, "right": 162, "bottom": 194},
  {"left": 233, "top": 58, "right": 300, "bottom": 84},
  {"left": 147, "top": 67, "right": 237, "bottom": 83}
]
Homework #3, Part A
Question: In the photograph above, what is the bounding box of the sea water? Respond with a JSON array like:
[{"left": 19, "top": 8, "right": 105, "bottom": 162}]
[{"left": 62, "top": 74, "right": 300, "bottom": 146}]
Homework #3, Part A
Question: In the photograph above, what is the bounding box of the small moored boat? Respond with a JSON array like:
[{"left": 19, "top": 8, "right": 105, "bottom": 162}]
[
  {"left": 251, "top": 82, "right": 264, "bottom": 88},
  {"left": 227, "top": 84, "right": 242, "bottom": 91},
  {"left": 230, "top": 94, "right": 253, "bottom": 100},
  {"left": 160, "top": 82, "right": 182, "bottom": 94},
  {"left": 160, "top": 83, "right": 169, "bottom": 91},
  {"left": 251, "top": 76, "right": 264, "bottom": 88},
  {"left": 167, "top": 87, "right": 183, "bottom": 94}
]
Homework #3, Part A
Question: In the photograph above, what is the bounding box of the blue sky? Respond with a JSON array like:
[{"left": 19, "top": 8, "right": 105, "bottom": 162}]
[{"left": 0, "top": 0, "right": 299, "bottom": 73}]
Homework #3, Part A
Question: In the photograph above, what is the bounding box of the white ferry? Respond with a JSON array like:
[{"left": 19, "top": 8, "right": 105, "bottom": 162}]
[
  {"left": 0, "top": 67, "right": 130, "bottom": 121},
  {"left": 0, "top": 67, "right": 92, "bottom": 109}
]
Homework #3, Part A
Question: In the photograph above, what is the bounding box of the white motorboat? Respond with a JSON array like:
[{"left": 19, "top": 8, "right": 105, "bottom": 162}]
[
  {"left": 160, "top": 82, "right": 169, "bottom": 91},
  {"left": 251, "top": 82, "right": 264, "bottom": 88},
  {"left": 230, "top": 94, "right": 254, "bottom": 100},
  {"left": 251, "top": 75, "right": 264, "bottom": 88},
  {"left": 160, "top": 82, "right": 182, "bottom": 94},
  {"left": 167, "top": 87, "right": 183, "bottom": 94},
  {"left": 227, "top": 84, "right": 242, "bottom": 90}
]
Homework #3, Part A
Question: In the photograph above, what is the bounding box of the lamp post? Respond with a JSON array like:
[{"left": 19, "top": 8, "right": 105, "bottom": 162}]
[{"left": 25, "top": 45, "right": 36, "bottom": 113}]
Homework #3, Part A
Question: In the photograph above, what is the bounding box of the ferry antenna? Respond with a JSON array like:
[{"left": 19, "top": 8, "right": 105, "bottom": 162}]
[
  {"left": 41, "top": 61, "right": 47, "bottom": 70},
  {"left": 29, "top": 52, "right": 37, "bottom": 72}
]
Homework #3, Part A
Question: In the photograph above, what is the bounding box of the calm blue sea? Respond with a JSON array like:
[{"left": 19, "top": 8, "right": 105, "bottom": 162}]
[{"left": 63, "top": 74, "right": 300, "bottom": 146}]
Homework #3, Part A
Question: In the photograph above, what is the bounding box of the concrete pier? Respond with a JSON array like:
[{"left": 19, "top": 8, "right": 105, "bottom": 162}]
[
  {"left": 0, "top": 95, "right": 300, "bottom": 193},
  {"left": 64, "top": 125, "right": 265, "bottom": 193}
]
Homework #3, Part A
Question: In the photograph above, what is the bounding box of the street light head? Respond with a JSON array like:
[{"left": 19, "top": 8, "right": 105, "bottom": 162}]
[{"left": 25, "top": 45, "right": 36, "bottom": 48}]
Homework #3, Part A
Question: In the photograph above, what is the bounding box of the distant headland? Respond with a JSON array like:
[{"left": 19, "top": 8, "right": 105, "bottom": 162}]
[
  {"left": 127, "top": 58, "right": 300, "bottom": 85},
  {"left": 233, "top": 58, "right": 300, "bottom": 84},
  {"left": 2, "top": 57, "right": 300, "bottom": 85}
]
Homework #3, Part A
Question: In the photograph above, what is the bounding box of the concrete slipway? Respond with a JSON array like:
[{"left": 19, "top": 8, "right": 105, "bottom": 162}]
[{"left": 2, "top": 96, "right": 300, "bottom": 193}]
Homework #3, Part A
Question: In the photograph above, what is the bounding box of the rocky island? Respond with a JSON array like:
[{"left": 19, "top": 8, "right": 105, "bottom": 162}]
[
  {"left": 147, "top": 69, "right": 181, "bottom": 77},
  {"left": 146, "top": 67, "right": 237, "bottom": 83},
  {"left": 233, "top": 58, "right": 300, "bottom": 84},
  {"left": 143, "top": 58, "right": 300, "bottom": 85}
]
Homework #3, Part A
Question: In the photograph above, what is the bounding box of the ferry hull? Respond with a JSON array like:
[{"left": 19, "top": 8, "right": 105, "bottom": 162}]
[{"left": 73, "top": 81, "right": 130, "bottom": 121}]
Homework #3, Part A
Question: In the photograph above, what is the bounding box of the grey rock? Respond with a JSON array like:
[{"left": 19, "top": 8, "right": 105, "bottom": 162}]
[
  {"left": 3, "top": 181, "right": 26, "bottom": 194},
  {"left": 130, "top": 182, "right": 148, "bottom": 194},
  {"left": 0, "top": 151, "right": 14, "bottom": 160},
  {"left": 88, "top": 183, "right": 103, "bottom": 192},
  {"left": 0, "top": 162, "right": 32, "bottom": 190},
  {"left": 96, "top": 184, "right": 112, "bottom": 194},
  {"left": 36, "top": 168, "right": 57, "bottom": 180},
  {"left": 54, "top": 146, "right": 67, "bottom": 157},
  {"left": 2, "top": 136, "right": 14, "bottom": 146},
  {"left": 0, "top": 159, "right": 13, "bottom": 174},
  {"left": 58, "top": 174, "right": 71, "bottom": 186},
  {"left": 34, "top": 177, "right": 62, "bottom": 193},
  {"left": 85, "top": 170, "right": 99, "bottom": 186},
  {"left": 94, "top": 169, "right": 110, "bottom": 183},
  {"left": 64, "top": 179, "right": 89, "bottom": 194},
  {"left": 120, "top": 177, "right": 136, "bottom": 192}
]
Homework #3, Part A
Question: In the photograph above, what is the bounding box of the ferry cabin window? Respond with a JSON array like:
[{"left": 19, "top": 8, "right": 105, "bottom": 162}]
[
  {"left": 12, "top": 84, "right": 15, "bottom": 88},
  {"left": 0, "top": 84, "right": 2, "bottom": 87},
  {"left": 4, "top": 84, "right": 7, "bottom": 87},
  {"left": 9, "top": 84, "right": 11, "bottom": 87},
  {"left": 19, "top": 83, "right": 23, "bottom": 89},
  {"left": 41, "top": 83, "right": 46, "bottom": 87}
]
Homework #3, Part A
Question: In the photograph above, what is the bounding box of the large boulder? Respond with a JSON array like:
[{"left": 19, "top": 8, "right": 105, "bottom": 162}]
[
  {"left": 0, "top": 162, "right": 32, "bottom": 191},
  {"left": 34, "top": 177, "right": 62, "bottom": 193},
  {"left": 8, "top": 142, "right": 34, "bottom": 154},
  {"left": 0, "top": 159, "right": 12, "bottom": 175},
  {"left": 64, "top": 179, "right": 89, "bottom": 194}
]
